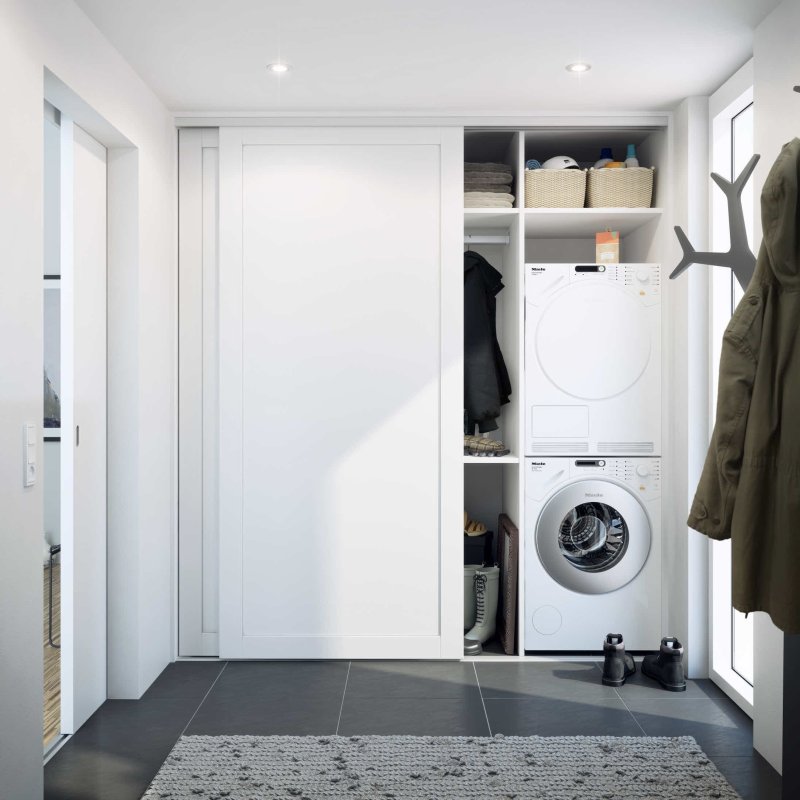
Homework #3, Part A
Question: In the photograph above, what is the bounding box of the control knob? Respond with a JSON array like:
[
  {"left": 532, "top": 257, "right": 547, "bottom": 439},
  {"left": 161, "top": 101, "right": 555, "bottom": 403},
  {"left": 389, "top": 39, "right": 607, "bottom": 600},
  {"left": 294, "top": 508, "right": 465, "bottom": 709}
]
[{"left": 635, "top": 464, "right": 651, "bottom": 478}]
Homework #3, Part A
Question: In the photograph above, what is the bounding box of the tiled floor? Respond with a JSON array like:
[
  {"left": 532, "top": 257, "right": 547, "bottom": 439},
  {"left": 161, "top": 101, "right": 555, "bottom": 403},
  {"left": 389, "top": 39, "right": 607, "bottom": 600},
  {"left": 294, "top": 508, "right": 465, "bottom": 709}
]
[{"left": 44, "top": 659, "right": 782, "bottom": 800}]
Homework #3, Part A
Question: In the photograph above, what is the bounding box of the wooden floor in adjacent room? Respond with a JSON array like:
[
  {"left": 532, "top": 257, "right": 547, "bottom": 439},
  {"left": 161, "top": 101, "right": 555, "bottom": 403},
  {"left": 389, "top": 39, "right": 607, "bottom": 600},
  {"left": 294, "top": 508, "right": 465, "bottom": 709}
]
[{"left": 44, "top": 562, "right": 61, "bottom": 748}]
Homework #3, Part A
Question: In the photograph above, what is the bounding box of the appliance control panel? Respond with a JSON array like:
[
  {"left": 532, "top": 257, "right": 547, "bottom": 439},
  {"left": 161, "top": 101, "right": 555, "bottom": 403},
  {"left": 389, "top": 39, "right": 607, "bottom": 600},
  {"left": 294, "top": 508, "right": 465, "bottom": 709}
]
[
  {"left": 527, "top": 457, "right": 661, "bottom": 500},
  {"left": 526, "top": 263, "right": 661, "bottom": 302}
]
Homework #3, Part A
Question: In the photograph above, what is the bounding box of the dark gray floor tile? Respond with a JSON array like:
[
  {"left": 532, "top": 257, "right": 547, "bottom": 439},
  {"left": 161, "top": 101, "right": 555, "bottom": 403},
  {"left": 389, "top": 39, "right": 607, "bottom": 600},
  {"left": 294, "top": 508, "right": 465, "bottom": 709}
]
[
  {"left": 338, "top": 697, "right": 490, "bottom": 736},
  {"left": 43, "top": 658, "right": 780, "bottom": 800},
  {"left": 140, "top": 660, "right": 226, "bottom": 701},
  {"left": 626, "top": 697, "right": 753, "bottom": 757},
  {"left": 485, "top": 696, "right": 643, "bottom": 737},
  {"left": 44, "top": 698, "right": 196, "bottom": 800},
  {"left": 208, "top": 660, "right": 348, "bottom": 700},
  {"left": 712, "top": 753, "right": 782, "bottom": 800},
  {"left": 186, "top": 689, "right": 343, "bottom": 735},
  {"left": 477, "top": 660, "right": 617, "bottom": 700},
  {"left": 594, "top": 659, "right": 727, "bottom": 701},
  {"left": 346, "top": 660, "right": 479, "bottom": 699}
]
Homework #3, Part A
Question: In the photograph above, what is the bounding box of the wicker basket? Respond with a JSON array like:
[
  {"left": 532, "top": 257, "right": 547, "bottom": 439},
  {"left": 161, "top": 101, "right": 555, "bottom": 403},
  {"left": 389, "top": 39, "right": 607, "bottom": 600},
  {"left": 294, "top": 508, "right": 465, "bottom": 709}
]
[
  {"left": 586, "top": 167, "right": 655, "bottom": 208},
  {"left": 524, "top": 169, "right": 587, "bottom": 208}
]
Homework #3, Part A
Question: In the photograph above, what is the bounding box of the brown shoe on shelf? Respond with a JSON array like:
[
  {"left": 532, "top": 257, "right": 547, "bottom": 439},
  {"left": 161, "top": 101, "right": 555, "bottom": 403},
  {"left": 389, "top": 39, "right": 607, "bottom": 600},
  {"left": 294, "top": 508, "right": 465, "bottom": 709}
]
[
  {"left": 464, "top": 434, "right": 510, "bottom": 457},
  {"left": 464, "top": 511, "right": 487, "bottom": 537}
]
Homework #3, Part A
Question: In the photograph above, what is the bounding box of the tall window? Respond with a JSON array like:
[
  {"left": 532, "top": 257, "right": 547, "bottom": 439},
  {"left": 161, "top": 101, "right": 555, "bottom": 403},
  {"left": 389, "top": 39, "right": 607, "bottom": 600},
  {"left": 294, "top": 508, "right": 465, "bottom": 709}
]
[{"left": 709, "top": 88, "right": 754, "bottom": 709}]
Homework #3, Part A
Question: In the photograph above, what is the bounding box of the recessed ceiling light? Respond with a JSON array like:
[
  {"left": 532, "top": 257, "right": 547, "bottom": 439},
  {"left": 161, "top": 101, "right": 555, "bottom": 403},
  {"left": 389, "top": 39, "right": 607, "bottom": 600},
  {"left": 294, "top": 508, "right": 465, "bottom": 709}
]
[
  {"left": 267, "top": 63, "right": 290, "bottom": 74},
  {"left": 566, "top": 62, "right": 591, "bottom": 73}
]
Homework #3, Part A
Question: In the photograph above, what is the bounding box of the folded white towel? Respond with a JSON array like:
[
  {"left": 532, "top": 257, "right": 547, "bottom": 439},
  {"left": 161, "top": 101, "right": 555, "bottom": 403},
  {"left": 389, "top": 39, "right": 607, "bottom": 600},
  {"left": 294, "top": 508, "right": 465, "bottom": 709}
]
[
  {"left": 464, "top": 198, "right": 514, "bottom": 208},
  {"left": 464, "top": 192, "right": 514, "bottom": 203},
  {"left": 464, "top": 183, "right": 513, "bottom": 193}
]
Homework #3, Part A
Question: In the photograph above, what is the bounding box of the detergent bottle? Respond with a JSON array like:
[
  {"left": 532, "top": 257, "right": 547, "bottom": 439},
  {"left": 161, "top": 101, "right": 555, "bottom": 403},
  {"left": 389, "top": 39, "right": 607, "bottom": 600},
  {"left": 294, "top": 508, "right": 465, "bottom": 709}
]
[
  {"left": 625, "top": 144, "right": 640, "bottom": 168},
  {"left": 593, "top": 147, "right": 614, "bottom": 169}
]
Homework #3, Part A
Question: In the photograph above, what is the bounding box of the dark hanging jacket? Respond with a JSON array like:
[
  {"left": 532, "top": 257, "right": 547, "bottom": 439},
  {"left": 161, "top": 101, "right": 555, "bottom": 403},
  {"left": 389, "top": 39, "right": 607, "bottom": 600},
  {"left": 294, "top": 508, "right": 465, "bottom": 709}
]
[
  {"left": 688, "top": 138, "right": 800, "bottom": 633},
  {"left": 464, "top": 251, "right": 511, "bottom": 432}
]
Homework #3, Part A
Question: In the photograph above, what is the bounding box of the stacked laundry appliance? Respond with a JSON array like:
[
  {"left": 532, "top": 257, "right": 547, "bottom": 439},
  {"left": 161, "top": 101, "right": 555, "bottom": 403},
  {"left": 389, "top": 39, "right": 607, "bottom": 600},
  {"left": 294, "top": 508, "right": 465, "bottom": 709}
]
[
  {"left": 523, "top": 262, "right": 663, "bottom": 652},
  {"left": 464, "top": 162, "right": 515, "bottom": 208}
]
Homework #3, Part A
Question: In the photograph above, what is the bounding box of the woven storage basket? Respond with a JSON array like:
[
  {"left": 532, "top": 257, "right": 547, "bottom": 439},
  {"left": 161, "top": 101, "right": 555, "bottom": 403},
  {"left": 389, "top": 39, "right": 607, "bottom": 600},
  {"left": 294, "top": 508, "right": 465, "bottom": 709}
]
[
  {"left": 586, "top": 167, "right": 655, "bottom": 208},
  {"left": 524, "top": 169, "right": 586, "bottom": 208}
]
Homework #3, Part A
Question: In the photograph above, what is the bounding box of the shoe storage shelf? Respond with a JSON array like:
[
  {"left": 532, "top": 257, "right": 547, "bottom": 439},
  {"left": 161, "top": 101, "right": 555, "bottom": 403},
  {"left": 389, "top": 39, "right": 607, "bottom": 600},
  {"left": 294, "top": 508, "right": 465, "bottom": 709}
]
[{"left": 461, "top": 124, "right": 670, "bottom": 660}]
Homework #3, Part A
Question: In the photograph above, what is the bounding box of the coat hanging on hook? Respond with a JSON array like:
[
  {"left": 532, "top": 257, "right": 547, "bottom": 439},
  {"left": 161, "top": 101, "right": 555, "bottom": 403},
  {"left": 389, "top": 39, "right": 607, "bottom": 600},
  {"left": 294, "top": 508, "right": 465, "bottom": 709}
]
[{"left": 688, "top": 138, "right": 800, "bottom": 633}]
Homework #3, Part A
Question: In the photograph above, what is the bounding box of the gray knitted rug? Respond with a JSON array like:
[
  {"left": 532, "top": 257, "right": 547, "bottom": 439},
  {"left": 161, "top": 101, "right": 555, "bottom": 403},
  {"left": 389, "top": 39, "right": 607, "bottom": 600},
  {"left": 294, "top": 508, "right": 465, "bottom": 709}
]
[{"left": 142, "top": 734, "right": 740, "bottom": 799}]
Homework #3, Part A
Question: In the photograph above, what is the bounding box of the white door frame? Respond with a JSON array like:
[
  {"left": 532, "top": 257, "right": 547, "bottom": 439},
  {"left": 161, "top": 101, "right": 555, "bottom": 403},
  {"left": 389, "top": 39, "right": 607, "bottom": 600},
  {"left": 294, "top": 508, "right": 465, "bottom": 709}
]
[
  {"left": 44, "top": 70, "right": 146, "bottom": 738},
  {"left": 707, "top": 66, "right": 755, "bottom": 716}
]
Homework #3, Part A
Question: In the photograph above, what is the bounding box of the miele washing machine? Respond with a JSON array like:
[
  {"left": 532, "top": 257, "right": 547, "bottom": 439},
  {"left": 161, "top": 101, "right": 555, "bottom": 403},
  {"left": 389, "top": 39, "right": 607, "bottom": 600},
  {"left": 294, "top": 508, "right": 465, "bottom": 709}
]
[
  {"left": 525, "top": 263, "right": 661, "bottom": 456},
  {"left": 524, "top": 457, "right": 662, "bottom": 652}
]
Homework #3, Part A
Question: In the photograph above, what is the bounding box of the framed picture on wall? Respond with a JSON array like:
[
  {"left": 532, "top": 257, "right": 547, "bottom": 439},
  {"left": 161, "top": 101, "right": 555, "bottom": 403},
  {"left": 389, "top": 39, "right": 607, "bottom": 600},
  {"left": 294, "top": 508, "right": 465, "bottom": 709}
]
[{"left": 497, "top": 513, "right": 519, "bottom": 656}]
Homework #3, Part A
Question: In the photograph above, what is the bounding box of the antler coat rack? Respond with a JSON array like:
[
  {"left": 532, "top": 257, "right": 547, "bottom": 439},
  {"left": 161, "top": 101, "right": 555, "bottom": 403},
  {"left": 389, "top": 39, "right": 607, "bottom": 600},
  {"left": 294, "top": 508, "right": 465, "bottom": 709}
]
[{"left": 669, "top": 153, "right": 760, "bottom": 291}]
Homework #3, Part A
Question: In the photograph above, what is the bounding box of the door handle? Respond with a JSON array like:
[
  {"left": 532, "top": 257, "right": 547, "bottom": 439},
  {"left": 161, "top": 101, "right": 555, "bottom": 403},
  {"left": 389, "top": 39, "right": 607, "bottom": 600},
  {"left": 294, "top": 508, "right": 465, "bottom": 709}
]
[{"left": 76, "top": 425, "right": 80, "bottom": 447}]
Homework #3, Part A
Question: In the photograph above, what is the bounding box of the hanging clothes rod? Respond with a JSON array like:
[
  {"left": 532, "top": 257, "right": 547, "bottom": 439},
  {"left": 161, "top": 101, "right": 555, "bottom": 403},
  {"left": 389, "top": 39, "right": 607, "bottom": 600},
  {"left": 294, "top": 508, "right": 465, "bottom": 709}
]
[{"left": 463, "top": 234, "right": 510, "bottom": 246}]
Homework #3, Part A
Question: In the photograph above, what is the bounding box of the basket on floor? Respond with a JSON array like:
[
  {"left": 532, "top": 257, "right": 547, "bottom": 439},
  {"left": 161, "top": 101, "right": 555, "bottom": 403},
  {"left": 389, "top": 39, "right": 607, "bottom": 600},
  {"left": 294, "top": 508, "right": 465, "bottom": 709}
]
[
  {"left": 586, "top": 167, "right": 655, "bottom": 208},
  {"left": 524, "top": 169, "right": 586, "bottom": 208}
]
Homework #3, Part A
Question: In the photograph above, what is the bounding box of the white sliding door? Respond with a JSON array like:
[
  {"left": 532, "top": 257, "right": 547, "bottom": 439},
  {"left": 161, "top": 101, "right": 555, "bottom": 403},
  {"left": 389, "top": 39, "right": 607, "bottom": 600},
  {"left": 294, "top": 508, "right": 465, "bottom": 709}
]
[
  {"left": 61, "top": 122, "right": 107, "bottom": 731},
  {"left": 218, "top": 127, "right": 461, "bottom": 659},
  {"left": 179, "top": 128, "right": 220, "bottom": 656}
]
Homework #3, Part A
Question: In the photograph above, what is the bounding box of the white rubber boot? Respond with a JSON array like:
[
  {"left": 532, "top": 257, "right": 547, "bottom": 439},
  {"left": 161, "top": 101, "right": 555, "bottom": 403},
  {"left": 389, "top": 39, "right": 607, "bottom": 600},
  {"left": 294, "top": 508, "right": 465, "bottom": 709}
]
[
  {"left": 465, "top": 566, "right": 500, "bottom": 644},
  {"left": 464, "top": 565, "right": 482, "bottom": 630}
]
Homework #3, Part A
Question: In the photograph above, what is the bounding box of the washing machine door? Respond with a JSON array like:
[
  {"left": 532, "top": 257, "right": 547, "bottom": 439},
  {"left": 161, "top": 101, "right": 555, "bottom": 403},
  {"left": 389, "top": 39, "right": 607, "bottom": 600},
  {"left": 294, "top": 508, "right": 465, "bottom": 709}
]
[{"left": 536, "top": 479, "right": 651, "bottom": 594}]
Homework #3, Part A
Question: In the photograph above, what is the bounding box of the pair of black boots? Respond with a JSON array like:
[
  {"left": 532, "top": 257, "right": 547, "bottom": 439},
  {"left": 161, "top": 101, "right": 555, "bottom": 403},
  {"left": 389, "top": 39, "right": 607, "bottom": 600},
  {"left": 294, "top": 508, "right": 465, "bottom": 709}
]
[{"left": 602, "top": 633, "right": 687, "bottom": 692}]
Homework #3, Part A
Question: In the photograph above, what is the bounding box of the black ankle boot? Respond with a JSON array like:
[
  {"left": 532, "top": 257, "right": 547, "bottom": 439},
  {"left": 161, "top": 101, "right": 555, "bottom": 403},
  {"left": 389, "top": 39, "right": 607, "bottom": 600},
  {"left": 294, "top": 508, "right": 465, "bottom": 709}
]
[
  {"left": 642, "top": 637, "right": 687, "bottom": 692},
  {"left": 602, "top": 633, "right": 636, "bottom": 687}
]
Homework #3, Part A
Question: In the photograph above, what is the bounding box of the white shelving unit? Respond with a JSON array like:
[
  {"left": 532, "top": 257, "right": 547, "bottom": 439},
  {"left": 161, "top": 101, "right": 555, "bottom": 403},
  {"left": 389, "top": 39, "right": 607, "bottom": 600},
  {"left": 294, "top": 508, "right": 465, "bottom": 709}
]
[
  {"left": 464, "top": 209, "right": 518, "bottom": 231},
  {"left": 524, "top": 208, "right": 662, "bottom": 238},
  {"left": 463, "top": 455, "right": 519, "bottom": 465},
  {"left": 461, "top": 124, "right": 670, "bottom": 660}
]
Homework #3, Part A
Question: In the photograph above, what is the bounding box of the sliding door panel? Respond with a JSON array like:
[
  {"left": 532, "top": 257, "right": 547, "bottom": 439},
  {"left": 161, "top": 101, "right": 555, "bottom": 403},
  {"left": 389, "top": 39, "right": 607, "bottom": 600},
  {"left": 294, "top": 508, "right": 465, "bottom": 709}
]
[
  {"left": 61, "top": 123, "right": 107, "bottom": 731},
  {"left": 218, "top": 127, "right": 461, "bottom": 658}
]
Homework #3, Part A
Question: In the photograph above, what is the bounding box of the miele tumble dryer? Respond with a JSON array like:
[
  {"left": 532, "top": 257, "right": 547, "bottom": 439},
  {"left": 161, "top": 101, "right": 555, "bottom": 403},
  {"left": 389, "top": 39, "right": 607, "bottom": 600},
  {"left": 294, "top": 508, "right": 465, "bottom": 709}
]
[{"left": 525, "top": 263, "right": 661, "bottom": 457}]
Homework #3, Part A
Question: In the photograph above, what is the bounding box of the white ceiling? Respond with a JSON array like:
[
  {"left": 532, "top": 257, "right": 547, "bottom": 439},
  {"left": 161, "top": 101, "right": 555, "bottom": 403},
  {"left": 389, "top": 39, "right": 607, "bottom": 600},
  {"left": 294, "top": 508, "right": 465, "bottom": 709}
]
[{"left": 74, "top": 0, "right": 780, "bottom": 114}]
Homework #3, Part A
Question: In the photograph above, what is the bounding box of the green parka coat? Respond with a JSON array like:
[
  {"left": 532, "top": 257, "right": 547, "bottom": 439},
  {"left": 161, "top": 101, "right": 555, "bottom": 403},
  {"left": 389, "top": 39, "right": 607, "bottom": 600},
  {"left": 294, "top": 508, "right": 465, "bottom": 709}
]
[{"left": 688, "top": 138, "right": 800, "bottom": 633}]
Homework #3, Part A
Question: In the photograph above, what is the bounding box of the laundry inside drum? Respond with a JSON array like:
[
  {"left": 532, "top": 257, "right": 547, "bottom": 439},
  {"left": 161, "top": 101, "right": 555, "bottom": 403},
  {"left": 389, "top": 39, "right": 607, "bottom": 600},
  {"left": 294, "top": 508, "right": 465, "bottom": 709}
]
[{"left": 558, "top": 503, "right": 628, "bottom": 572}]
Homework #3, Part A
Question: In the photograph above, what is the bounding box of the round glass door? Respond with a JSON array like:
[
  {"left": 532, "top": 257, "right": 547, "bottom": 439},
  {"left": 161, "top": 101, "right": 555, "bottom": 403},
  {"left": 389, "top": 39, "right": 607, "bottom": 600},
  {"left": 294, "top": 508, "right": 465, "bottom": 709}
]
[{"left": 536, "top": 480, "right": 651, "bottom": 594}]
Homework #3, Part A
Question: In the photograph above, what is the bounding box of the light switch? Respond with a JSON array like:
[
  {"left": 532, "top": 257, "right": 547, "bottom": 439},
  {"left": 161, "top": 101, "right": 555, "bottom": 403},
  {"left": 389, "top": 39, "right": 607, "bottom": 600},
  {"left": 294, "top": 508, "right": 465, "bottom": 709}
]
[{"left": 23, "top": 423, "right": 37, "bottom": 487}]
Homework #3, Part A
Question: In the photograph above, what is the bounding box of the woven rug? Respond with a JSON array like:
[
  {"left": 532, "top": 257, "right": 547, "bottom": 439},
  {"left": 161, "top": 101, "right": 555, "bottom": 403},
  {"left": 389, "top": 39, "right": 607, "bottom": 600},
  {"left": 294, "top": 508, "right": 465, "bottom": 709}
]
[{"left": 142, "top": 734, "right": 739, "bottom": 799}]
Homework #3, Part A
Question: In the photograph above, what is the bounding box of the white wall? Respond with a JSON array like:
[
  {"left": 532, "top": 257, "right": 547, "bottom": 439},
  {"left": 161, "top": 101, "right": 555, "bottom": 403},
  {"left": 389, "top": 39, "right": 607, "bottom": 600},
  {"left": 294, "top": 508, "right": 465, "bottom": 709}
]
[
  {"left": 0, "top": 0, "right": 174, "bottom": 796},
  {"left": 750, "top": 0, "right": 800, "bottom": 775},
  {"left": 666, "top": 96, "right": 710, "bottom": 677}
]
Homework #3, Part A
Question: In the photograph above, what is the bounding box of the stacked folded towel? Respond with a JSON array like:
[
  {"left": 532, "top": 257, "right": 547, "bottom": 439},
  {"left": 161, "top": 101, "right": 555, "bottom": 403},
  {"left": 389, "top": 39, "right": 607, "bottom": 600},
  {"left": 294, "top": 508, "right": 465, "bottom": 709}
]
[{"left": 464, "top": 162, "right": 515, "bottom": 208}]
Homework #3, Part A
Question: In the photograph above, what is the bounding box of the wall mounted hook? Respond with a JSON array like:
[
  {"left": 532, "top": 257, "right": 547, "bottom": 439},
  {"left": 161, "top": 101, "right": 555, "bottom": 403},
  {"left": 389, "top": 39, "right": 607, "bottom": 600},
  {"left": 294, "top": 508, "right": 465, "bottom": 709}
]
[{"left": 670, "top": 153, "right": 760, "bottom": 291}]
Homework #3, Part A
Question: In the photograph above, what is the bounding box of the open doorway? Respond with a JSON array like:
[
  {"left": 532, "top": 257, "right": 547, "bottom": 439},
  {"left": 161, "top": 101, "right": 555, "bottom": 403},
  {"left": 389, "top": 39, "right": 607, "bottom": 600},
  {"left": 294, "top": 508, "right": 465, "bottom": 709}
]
[{"left": 43, "top": 100, "right": 62, "bottom": 750}]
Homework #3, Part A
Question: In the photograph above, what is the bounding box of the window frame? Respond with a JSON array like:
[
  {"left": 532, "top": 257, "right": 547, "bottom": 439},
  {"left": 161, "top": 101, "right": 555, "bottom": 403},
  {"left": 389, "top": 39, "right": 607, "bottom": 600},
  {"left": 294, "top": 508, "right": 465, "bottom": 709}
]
[{"left": 707, "top": 84, "right": 755, "bottom": 716}]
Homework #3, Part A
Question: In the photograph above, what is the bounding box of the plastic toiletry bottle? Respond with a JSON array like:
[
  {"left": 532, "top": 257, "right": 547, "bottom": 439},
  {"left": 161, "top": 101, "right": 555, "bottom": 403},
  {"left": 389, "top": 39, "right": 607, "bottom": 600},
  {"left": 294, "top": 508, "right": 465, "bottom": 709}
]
[
  {"left": 625, "top": 144, "right": 639, "bottom": 168},
  {"left": 593, "top": 147, "right": 614, "bottom": 169}
]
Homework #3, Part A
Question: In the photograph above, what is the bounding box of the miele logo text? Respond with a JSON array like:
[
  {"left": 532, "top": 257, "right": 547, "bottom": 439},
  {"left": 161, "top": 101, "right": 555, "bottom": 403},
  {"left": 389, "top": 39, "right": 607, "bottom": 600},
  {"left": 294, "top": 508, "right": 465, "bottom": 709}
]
[
  {"left": 530, "top": 268, "right": 546, "bottom": 272},
  {"left": 585, "top": 492, "right": 604, "bottom": 498},
  {"left": 532, "top": 462, "right": 546, "bottom": 466}
]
